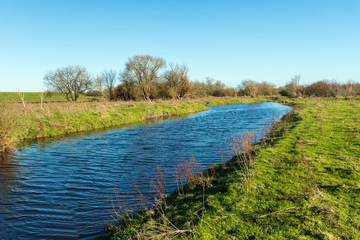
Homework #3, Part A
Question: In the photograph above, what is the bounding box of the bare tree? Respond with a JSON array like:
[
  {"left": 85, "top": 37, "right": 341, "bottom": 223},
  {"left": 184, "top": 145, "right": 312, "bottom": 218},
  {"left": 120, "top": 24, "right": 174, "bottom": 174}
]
[
  {"left": 212, "top": 80, "right": 226, "bottom": 96},
  {"left": 258, "top": 81, "right": 276, "bottom": 96},
  {"left": 163, "top": 64, "right": 191, "bottom": 98},
  {"left": 239, "top": 80, "right": 259, "bottom": 97},
  {"left": 93, "top": 75, "right": 104, "bottom": 96},
  {"left": 188, "top": 81, "right": 207, "bottom": 97},
  {"left": 286, "top": 75, "right": 301, "bottom": 97},
  {"left": 291, "top": 75, "right": 301, "bottom": 86},
  {"left": 101, "top": 70, "right": 117, "bottom": 100},
  {"left": 44, "top": 65, "right": 93, "bottom": 101},
  {"left": 122, "top": 55, "right": 166, "bottom": 101},
  {"left": 204, "top": 77, "right": 215, "bottom": 95}
]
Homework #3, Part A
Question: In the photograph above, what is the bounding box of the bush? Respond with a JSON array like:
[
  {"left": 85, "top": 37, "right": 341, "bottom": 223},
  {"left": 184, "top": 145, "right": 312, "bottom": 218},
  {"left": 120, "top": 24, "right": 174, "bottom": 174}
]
[
  {"left": 86, "top": 90, "right": 103, "bottom": 97},
  {"left": 305, "top": 81, "right": 339, "bottom": 97},
  {"left": 115, "top": 82, "right": 142, "bottom": 101}
]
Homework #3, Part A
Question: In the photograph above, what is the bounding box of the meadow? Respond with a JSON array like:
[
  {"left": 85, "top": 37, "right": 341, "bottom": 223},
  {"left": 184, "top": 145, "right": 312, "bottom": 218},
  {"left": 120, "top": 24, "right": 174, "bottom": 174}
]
[
  {"left": 0, "top": 92, "right": 97, "bottom": 102},
  {"left": 104, "top": 98, "right": 360, "bottom": 239}
]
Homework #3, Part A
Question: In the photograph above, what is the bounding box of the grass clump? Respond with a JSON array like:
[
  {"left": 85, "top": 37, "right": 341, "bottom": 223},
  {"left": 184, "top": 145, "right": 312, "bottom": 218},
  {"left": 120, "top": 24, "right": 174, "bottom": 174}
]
[
  {"left": 104, "top": 98, "right": 360, "bottom": 239},
  {"left": 0, "top": 102, "right": 21, "bottom": 156},
  {"left": 198, "top": 96, "right": 273, "bottom": 107}
]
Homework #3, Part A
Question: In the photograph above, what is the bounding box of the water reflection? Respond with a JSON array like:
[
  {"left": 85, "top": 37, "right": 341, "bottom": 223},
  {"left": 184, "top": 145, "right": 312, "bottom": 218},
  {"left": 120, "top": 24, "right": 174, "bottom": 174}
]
[{"left": 0, "top": 102, "right": 292, "bottom": 239}]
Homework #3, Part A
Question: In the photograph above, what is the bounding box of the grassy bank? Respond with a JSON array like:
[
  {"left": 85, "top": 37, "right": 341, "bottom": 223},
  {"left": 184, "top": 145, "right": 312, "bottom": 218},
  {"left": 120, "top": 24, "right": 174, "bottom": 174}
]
[
  {"left": 105, "top": 98, "right": 360, "bottom": 239},
  {"left": 0, "top": 97, "right": 271, "bottom": 154},
  {"left": 0, "top": 100, "right": 204, "bottom": 153},
  {"left": 198, "top": 97, "right": 274, "bottom": 106}
]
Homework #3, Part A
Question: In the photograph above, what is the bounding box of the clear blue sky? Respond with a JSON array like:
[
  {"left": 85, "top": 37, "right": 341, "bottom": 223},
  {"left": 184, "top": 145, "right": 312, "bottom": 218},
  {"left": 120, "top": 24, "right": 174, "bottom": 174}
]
[{"left": 1, "top": 0, "right": 359, "bottom": 92}]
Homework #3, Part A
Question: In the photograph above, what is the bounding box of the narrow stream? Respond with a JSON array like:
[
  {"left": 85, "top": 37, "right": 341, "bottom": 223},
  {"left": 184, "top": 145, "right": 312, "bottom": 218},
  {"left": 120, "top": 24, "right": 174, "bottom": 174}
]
[{"left": 0, "top": 102, "right": 292, "bottom": 239}]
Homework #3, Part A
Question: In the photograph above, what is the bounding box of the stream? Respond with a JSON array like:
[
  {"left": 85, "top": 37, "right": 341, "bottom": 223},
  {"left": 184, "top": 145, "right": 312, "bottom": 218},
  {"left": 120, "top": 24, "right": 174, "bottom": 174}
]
[{"left": 0, "top": 102, "right": 292, "bottom": 239}]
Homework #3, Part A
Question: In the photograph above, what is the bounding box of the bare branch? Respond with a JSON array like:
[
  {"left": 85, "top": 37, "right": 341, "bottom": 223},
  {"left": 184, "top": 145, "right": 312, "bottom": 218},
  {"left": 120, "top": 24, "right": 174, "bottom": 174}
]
[
  {"left": 44, "top": 65, "right": 93, "bottom": 101},
  {"left": 122, "top": 55, "right": 166, "bottom": 101}
]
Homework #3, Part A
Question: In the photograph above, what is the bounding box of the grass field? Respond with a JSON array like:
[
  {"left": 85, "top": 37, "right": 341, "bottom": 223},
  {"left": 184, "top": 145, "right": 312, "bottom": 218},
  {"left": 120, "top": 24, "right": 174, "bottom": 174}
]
[
  {"left": 0, "top": 92, "right": 98, "bottom": 102},
  {"left": 105, "top": 98, "right": 360, "bottom": 239}
]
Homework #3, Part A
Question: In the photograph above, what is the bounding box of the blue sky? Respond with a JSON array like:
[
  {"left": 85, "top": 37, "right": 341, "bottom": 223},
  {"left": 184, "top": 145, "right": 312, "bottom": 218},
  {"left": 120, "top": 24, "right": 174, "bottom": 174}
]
[{"left": 1, "top": 0, "right": 359, "bottom": 92}]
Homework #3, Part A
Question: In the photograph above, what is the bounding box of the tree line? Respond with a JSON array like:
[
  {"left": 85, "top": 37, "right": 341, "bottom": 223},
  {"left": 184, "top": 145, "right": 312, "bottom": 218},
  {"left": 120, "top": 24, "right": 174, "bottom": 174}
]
[{"left": 44, "top": 55, "right": 360, "bottom": 101}]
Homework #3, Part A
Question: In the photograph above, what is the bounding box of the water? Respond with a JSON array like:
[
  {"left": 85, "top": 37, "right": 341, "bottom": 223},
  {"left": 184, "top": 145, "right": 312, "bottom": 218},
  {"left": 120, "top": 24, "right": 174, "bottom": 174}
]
[{"left": 0, "top": 102, "right": 292, "bottom": 239}]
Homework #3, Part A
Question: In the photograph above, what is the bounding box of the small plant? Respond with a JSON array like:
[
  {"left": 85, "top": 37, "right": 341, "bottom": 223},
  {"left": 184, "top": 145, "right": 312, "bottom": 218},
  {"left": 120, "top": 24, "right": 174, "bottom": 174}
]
[
  {"left": 0, "top": 101, "right": 19, "bottom": 157},
  {"left": 109, "top": 187, "right": 135, "bottom": 226},
  {"left": 40, "top": 92, "right": 49, "bottom": 109},
  {"left": 175, "top": 157, "right": 211, "bottom": 191},
  {"left": 17, "top": 91, "right": 26, "bottom": 108},
  {"left": 227, "top": 131, "right": 257, "bottom": 182}
]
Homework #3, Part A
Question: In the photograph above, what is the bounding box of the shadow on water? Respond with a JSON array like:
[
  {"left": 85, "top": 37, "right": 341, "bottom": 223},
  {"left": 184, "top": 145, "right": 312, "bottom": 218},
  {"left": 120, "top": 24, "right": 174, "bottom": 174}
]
[{"left": 0, "top": 102, "right": 292, "bottom": 239}]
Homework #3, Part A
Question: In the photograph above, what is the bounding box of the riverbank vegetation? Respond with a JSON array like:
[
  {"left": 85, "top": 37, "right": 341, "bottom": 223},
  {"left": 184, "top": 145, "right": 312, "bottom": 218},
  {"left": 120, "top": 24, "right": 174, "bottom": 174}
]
[{"left": 104, "top": 98, "right": 360, "bottom": 239}]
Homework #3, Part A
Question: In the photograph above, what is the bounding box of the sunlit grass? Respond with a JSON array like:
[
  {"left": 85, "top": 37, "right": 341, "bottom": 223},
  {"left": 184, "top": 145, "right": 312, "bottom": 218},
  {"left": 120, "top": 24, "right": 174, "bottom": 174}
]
[
  {"left": 105, "top": 98, "right": 360, "bottom": 239},
  {"left": 0, "top": 92, "right": 97, "bottom": 102}
]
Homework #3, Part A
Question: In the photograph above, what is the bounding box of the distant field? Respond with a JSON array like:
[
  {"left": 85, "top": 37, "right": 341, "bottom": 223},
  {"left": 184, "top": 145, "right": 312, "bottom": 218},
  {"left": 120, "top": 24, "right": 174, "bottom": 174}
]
[{"left": 0, "top": 92, "right": 98, "bottom": 102}]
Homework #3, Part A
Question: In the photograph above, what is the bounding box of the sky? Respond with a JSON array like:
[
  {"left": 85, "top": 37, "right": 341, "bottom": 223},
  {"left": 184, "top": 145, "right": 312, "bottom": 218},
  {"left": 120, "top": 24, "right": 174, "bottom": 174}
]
[{"left": 1, "top": 0, "right": 360, "bottom": 92}]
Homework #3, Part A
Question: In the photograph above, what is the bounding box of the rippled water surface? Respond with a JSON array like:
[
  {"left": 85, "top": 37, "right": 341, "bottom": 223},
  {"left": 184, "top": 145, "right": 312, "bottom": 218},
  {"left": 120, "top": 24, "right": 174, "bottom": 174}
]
[{"left": 0, "top": 102, "right": 292, "bottom": 239}]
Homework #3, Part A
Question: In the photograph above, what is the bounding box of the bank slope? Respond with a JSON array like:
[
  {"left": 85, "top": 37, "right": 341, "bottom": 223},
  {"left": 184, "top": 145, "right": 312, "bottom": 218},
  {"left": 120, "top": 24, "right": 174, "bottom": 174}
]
[{"left": 106, "top": 98, "right": 360, "bottom": 239}]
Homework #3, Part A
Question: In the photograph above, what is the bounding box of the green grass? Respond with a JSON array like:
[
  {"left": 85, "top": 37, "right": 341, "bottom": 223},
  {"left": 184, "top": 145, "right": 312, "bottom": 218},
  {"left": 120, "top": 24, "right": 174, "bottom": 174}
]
[
  {"left": 1, "top": 100, "right": 207, "bottom": 142},
  {"left": 200, "top": 97, "right": 274, "bottom": 106},
  {"left": 105, "top": 98, "right": 360, "bottom": 239},
  {"left": 0, "top": 92, "right": 98, "bottom": 102}
]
